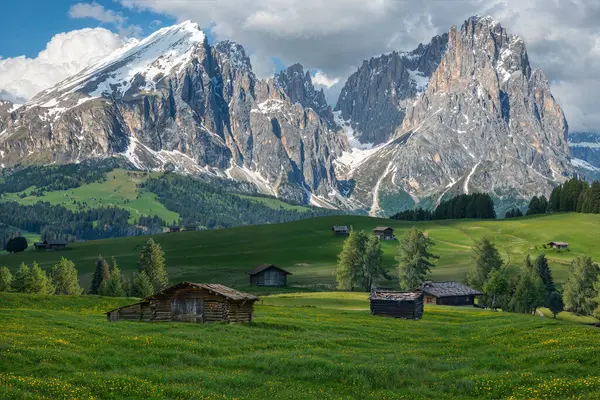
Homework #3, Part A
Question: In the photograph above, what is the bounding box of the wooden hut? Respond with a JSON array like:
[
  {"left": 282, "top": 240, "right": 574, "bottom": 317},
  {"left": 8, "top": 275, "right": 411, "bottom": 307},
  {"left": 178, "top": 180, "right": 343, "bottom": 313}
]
[
  {"left": 332, "top": 226, "right": 349, "bottom": 236},
  {"left": 421, "top": 281, "right": 482, "bottom": 306},
  {"left": 34, "top": 239, "right": 68, "bottom": 250},
  {"left": 547, "top": 241, "right": 568, "bottom": 250},
  {"left": 105, "top": 282, "right": 258, "bottom": 323},
  {"left": 370, "top": 289, "right": 424, "bottom": 319},
  {"left": 248, "top": 264, "right": 292, "bottom": 287},
  {"left": 373, "top": 227, "right": 395, "bottom": 240}
]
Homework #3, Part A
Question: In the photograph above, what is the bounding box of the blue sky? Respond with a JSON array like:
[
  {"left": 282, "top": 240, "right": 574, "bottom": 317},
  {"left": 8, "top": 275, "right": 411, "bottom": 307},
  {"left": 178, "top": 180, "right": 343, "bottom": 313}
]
[{"left": 0, "top": 0, "right": 174, "bottom": 58}]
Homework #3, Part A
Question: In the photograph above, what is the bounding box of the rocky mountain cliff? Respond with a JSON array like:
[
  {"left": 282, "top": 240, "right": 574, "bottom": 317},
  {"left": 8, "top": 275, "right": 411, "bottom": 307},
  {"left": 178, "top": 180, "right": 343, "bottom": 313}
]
[
  {"left": 334, "top": 16, "right": 572, "bottom": 215},
  {"left": 0, "top": 17, "right": 575, "bottom": 214},
  {"left": 0, "top": 22, "right": 346, "bottom": 204},
  {"left": 335, "top": 34, "right": 448, "bottom": 145}
]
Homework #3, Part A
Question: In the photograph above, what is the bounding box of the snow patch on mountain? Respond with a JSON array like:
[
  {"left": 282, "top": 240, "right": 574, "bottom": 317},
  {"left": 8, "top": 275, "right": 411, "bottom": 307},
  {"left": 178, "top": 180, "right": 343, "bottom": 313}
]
[{"left": 572, "top": 158, "right": 600, "bottom": 172}]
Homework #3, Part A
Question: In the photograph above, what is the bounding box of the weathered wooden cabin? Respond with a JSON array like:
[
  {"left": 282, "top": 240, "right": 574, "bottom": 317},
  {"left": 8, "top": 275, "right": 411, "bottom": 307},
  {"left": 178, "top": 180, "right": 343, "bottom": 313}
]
[
  {"left": 370, "top": 289, "right": 424, "bottom": 319},
  {"left": 548, "top": 241, "right": 568, "bottom": 250},
  {"left": 248, "top": 264, "right": 292, "bottom": 286},
  {"left": 332, "top": 226, "right": 349, "bottom": 236},
  {"left": 105, "top": 282, "right": 258, "bottom": 323},
  {"left": 421, "top": 281, "right": 482, "bottom": 306},
  {"left": 373, "top": 226, "right": 395, "bottom": 240},
  {"left": 34, "top": 239, "right": 68, "bottom": 250}
]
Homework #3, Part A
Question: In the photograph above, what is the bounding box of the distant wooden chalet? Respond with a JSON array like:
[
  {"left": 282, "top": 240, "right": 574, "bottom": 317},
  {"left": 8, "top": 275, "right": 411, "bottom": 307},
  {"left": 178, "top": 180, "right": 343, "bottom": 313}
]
[
  {"left": 169, "top": 226, "right": 181, "bottom": 233},
  {"left": 106, "top": 282, "right": 258, "bottom": 323},
  {"left": 548, "top": 241, "right": 568, "bottom": 250},
  {"left": 421, "top": 281, "right": 482, "bottom": 306},
  {"left": 332, "top": 225, "right": 349, "bottom": 236},
  {"left": 34, "top": 239, "right": 68, "bottom": 250},
  {"left": 370, "top": 289, "right": 424, "bottom": 319},
  {"left": 373, "top": 226, "right": 395, "bottom": 240},
  {"left": 248, "top": 264, "right": 292, "bottom": 287}
]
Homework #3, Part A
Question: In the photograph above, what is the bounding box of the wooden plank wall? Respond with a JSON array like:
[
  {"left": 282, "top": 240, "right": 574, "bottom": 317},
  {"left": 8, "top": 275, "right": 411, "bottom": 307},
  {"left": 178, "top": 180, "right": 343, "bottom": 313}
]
[{"left": 108, "top": 287, "right": 255, "bottom": 323}]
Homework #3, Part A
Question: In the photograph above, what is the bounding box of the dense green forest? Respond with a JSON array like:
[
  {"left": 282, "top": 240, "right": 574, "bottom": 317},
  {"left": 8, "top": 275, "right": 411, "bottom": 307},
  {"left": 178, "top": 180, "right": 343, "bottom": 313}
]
[
  {"left": 390, "top": 193, "right": 496, "bottom": 221},
  {"left": 0, "top": 158, "right": 129, "bottom": 194},
  {"left": 142, "top": 173, "right": 338, "bottom": 229},
  {"left": 0, "top": 202, "right": 166, "bottom": 241}
]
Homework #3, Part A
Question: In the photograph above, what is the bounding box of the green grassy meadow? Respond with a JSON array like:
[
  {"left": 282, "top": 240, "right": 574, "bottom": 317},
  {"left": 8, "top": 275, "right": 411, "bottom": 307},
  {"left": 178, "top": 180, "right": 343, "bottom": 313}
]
[
  {"left": 1, "top": 169, "right": 180, "bottom": 224},
  {"left": 1, "top": 292, "right": 600, "bottom": 399},
  {"left": 0, "top": 213, "right": 597, "bottom": 292}
]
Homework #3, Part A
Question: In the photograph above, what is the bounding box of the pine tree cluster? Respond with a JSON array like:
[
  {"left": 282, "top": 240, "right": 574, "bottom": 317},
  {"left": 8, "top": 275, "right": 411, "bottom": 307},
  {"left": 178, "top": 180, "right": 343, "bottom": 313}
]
[{"left": 391, "top": 193, "right": 496, "bottom": 221}]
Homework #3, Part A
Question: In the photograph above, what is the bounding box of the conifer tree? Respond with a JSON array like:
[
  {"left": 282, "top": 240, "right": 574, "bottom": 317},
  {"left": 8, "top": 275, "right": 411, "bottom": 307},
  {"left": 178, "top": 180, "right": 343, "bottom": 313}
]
[
  {"left": 107, "top": 265, "right": 126, "bottom": 297},
  {"left": 336, "top": 229, "right": 367, "bottom": 291},
  {"left": 468, "top": 238, "right": 504, "bottom": 290},
  {"left": 0, "top": 266, "right": 12, "bottom": 292},
  {"left": 137, "top": 238, "right": 169, "bottom": 292},
  {"left": 510, "top": 266, "right": 546, "bottom": 314},
  {"left": 563, "top": 256, "right": 599, "bottom": 315},
  {"left": 132, "top": 271, "right": 155, "bottom": 298},
  {"left": 361, "top": 235, "right": 387, "bottom": 291},
  {"left": 398, "top": 228, "right": 439, "bottom": 290},
  {"left": 28, "top": 262, "right": 54, "bottom": 295},
  {"left": 533, "top": 253, "right": 555, "bottom": 294},
  {"left": 50, "top": 257, "right": 83, "bottom": 295},
  {"left": 12, "top": 263, "right": 30, "bottom": 293},
  {"left": 90, "top": 255, "right": 111, "bottom": 294}
]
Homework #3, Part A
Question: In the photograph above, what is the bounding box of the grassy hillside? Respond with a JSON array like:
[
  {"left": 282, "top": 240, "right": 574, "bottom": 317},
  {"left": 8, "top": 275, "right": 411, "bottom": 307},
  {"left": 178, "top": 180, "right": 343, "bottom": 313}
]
[
  {"left": 1, "top": 169, "right": 180, "bottom": 224},
  {"left": 1, "top": 292, "right": 600, "bottom": 399},
  {"left": 0, "top": 213, "right": 597, "bottom": 290}
]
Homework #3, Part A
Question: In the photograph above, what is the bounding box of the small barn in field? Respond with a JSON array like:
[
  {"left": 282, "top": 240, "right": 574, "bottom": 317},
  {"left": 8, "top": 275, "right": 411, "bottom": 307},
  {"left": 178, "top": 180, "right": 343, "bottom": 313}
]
[
  {"left": 332, "top": 226, "right": 349, "bottom": 236},
  {"left": 105, "top": 282, "right": 258, "bottom": 323},
  {"left": 34, "top": 239, "right": 68, "bottom": 250},
  {"left": 373, "top": 226, "right": 395, "bottom": 240},
  {"left": 370, "top": 289, "right": 424, "bottom": 320},
  {"left": 421, "top": 281, "right": 482, "bottom": 306},
  {"left": 248, "top": 264, "right": 292, "bottom": 286},
  {"left": 548, "top": 241, "right": 568, "bottom": 250}
]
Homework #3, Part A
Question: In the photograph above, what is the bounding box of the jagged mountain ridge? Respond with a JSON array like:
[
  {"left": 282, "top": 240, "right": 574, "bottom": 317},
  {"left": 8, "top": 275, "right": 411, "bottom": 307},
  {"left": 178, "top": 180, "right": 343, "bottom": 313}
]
[
  {"left": 334, "top": 16, "right": 572, "bottom": 215},
  {"left": 0, "top": 22, "right": 346, "bottom": 205},
  {"left": 0, "top": 16, "right": 574, "bottom": 214}
]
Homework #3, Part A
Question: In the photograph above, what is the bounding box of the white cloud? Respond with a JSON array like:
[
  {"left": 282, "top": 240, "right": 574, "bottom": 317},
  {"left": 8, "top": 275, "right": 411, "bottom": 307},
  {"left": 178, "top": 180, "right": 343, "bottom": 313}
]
[
  {"left": 0, "top": 28, "right": 125, "bottom": 102},
  {"left": 119, "top": 0, "right": 600, "bottom": 132},
  {"left": 68, "top": 2, "right": 125, "bottom": 24},
  {"left": 68, "top": 2, "right": 143, "bottom": 38},
  {"left": 312, "top": 71, "right": 339, "bottom": 88}
]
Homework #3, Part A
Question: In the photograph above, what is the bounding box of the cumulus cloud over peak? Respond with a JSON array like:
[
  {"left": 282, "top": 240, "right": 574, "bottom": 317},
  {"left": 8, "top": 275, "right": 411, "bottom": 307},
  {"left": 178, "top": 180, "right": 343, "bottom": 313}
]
[{"left": 0, "top": 28, "right": 125, "bottom": 103}]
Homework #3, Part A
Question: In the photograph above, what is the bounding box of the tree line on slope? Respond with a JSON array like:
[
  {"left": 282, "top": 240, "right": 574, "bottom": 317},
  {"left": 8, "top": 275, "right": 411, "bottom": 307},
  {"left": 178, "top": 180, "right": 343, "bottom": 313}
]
[
  {"left": 0, "top": 238, "right": 169, "bottom": 298},
  {"left": 390, "top": 193, "right": 496, "bottom": 221},
  {"left": 524, "top": 177, "right": 600, "bottom": 217},
  {"left": 142, "top": 173, "right": 338, "bottom": 229},
  {"left": 0, "top": 202, "right": 166, "bottom": 242},
  {"left": 0, "top": 158, "right": 128, "bottom": 194}
]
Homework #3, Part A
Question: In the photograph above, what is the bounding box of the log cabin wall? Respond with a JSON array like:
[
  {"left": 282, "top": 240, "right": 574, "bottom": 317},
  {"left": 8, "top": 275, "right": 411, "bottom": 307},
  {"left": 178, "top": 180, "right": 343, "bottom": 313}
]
[{"left": 107, "top": 284, "right": 257, "bottom": 323}]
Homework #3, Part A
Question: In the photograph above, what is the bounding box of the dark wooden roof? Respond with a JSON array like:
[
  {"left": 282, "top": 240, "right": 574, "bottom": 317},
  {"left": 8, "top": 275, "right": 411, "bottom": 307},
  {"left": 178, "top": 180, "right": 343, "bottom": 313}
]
[
  {"left": 332, "top": 225, "right": 349, "bottom": 231},
  {"left": 105, "top": 282, "right": 258, "bottom": 314},
  {"left": 370, "top": 290, "right": 422, "bottom": 301},
  {"left": 48, "top": 239, "right": 68, "bottom": 245},
  {"left": 548, "top": 241, "right": 568, "bottom": 246},
  {"left": 373, "top": 226, "right": 393, "bottom": 232},
  {"left": 248, "top": 264, "right": 293, "bottom": 276},
  {"left": 421, "top": 281, "right": 482, "bottom": 298}
]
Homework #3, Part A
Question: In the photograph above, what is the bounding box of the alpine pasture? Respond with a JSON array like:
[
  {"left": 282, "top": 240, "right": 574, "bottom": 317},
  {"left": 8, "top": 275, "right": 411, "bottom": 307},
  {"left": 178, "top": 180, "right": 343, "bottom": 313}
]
[
  {"left": 2, "top": 292, "right": 600, "bottom": 399},
  {"left": 1, "top": 213, "right": 598, "bottom": 290}
]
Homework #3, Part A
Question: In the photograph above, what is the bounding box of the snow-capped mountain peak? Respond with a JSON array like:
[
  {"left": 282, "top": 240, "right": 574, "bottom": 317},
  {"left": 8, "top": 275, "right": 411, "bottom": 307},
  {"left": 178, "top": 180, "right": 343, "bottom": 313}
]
[{"left": 29, "top": 20, "right": 207, "bottom": 107}]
